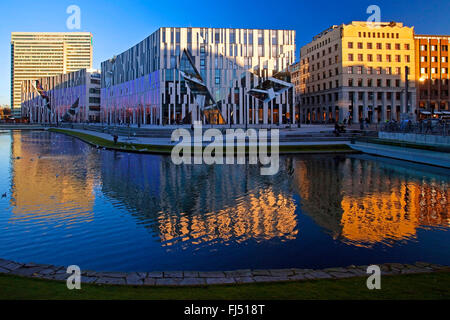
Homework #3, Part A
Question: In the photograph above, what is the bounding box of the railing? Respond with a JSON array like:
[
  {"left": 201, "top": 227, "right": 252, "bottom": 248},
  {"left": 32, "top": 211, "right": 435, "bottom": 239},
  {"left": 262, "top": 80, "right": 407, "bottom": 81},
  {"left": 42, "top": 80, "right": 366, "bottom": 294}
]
[{"left": 380, "top": 121, "right": 449, "bottom": 136}]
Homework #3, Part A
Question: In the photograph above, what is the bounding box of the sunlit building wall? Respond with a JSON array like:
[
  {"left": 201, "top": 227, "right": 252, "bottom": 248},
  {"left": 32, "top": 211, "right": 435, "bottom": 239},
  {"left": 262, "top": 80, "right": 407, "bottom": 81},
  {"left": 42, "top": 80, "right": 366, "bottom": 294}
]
[
  {"left": 299, "top": 21, "right": 417, "bottom": 124},
  {"left": 414, "top": 35, "right": 450, "bottom": 117},
  {"left": 100, "top": 27, "right": 296, "bottom": 126}
]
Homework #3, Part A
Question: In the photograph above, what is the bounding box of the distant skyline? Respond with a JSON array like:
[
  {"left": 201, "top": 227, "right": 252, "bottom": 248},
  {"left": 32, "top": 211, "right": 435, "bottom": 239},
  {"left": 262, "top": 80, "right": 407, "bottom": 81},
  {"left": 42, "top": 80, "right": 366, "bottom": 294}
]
[{"left": 1, "top": 0, "right": 449, "bottom": 105}]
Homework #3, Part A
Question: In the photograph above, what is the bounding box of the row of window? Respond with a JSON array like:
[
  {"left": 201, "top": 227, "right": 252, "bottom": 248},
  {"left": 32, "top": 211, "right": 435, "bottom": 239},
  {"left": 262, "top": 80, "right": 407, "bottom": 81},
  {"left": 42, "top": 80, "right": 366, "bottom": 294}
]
[
  {"left": 303, "top": 91, "right": 412, "bottom": 106},
  {"left": 420, "top": 67, "right": 449, "bottom": 74},
  {"left": 419, "top": 45, "right": 449, "bottom": 51},
  {"left": 420, "top": 56, "right": 449, "bottom": 63},
  {"left": 347, "top": 78, "right": 403, "bottom": 88},
  {"left": 348, "top": 42, "right": 410, "bottom": 50},
  {"left": 348, "top": 53, "right": 410, "bottom": 63},
  {"left": 358, "top": 31, "right": 400, "bottom": 39}
]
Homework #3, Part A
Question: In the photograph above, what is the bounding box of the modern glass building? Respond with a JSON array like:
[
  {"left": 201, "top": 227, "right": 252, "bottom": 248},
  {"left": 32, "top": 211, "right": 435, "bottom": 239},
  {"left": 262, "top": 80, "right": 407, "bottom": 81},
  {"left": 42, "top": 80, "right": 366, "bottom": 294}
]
[
  {"left": 100, "top": 27, "right": 296, "bottom": 126},
  {"left": 21, "top": 68, "right": 101, "bottom": 123}
]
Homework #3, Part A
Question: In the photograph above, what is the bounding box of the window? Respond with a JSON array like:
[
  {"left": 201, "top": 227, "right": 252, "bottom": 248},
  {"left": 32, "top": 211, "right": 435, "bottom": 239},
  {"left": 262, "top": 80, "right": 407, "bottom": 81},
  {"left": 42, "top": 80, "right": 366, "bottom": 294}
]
[
  {"left": 368, "top": 79, "right": 373, "bottom": 87},
  {"left": 395, "top": 67, "right": 401, "bottom": 75},
  {"left": 358, "top": 54, "right": 363, "bottom": 61},
  {"left": 376, "top": 67, "right": 382, "bottom": 75},
  {"left": 386, "top": 43, "right": 391, "bottom": 50},
  {"left": 377, "top": 79, "right": 382, "bottom": 87},
  {"left": 421, "top": 67, "right": 427, "bottom": 74},
  {"left": 348, "top": 53, "right": 354, "bottom": 61},
  {"left": 395, "top": 55, "right": 401, "bottom": 62},
  {"left": 405, "top": 55, "right": 410, "bottom": 63},
  {"left": 386, "top": 55, "right": 391, "bottom": 62},
  {"left": 395, "top": 43, "right": 400, "bottom": 50},
  {"left": 377, "top": 54, "right": 382, "bottom": 62},
  {"left": 357, "top": 42, "right": 363, "bottom": 49},
  {"left": 420, "top": 56, "right": 427, "bottom": 62},
  {"left": 376, "top": 43, "right": 382, "bottom": 49},
  {"left": 396, "top": 79, "right": 400, "bottom": 87},
  {"left": 367, "top": 43, "right": 372, "bottom": 49},
  {"left": 431, "top": 56, "right": 437, "bottom": 62},
  {"left": 367, "top": 54, "right": 373, "bottom": 62},
  {"left": 420, "top": 45, "right": 427, "bottom": 51},
  {"left": 357, "top": 66, "right": 362, "bottom": 74},
  {"left": 431, "top": 45, "right": 437, "bottom": 51},
  {"left": 358, "top": 78, "right": 363, "bottom": 87},
  {"left": 347, "top": 66, "right": 353, "bottom": 74},
  {"left": 443, "top": 56, "right": 449, "bottom": 63},
  {"left": 404, "top": 44, "right": 410, "bottom": 50},
  {"left": 348, "top": 79, "right": 353, "bottom": 86},
  {"left": 431, "top": 67, "right": 437, "bottom": 74},
  {"left": 442, "top": 68, "right": 448, "bottom": 74},
  {"left": 348, "top": 42, "right": 353, "bottom": 48},
  {"left": 367, "top": 67, "right": 373, "bottom": 74},
  {"left": 386, "top": 67, "right": 391, "bottom": 75}
]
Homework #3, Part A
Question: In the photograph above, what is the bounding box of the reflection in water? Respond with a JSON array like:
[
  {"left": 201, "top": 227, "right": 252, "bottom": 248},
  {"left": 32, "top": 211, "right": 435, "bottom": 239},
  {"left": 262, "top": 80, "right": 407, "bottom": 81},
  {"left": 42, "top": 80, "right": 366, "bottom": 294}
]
[
  {"left": 0, "top": 130, "right": 448, "bottom": 271},
  {"left": 292, "top": 156, "right": 449, "bottom": 247},
  {"left": 9, "top": 131, "right": 97, "bottom": 225},
  {"left": 100, "top": 153, "right": 298, "bottom": 248}
]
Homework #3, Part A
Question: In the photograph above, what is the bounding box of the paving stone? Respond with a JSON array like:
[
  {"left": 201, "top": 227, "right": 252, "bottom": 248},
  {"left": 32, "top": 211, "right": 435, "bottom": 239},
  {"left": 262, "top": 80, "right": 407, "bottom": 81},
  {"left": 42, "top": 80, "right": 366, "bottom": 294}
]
[
  {"left": 234, "top": 277, "right": 255, "bottom": 284},
  {"left": 179, "top": 278, "right": 206, "bottom": 286},
  {"left": 126, "top": 273, "right": 144, "bottom": 285},
  {"left": 3, "top": 262, "right": 23, "bottom": 271},
  {"left": 0, "top": 259, "right": 12, "bottom": 268},
  {"left": 329, "top": 272, "right": 354, "bottom": 279},
  {"left": 224, "top": 270, "right": 252, "bottom": 277},
  {"left": 100, "top": 272, "right": 127, "bottom": 278},
  {"left": 143, "top": 278, "right": 156, "bottom": 286},
  {"left": 198, "top": 271, "right": 225, "bottom": 278},
  {"left": 292, "top": 268, "right": 313, "bottom": 275},
  {"left": 253, "top": 276, "right": 289, "bottom": 283},
  {"left": 252, "top": 269, "right": 271, "bottom": 276},
  {"left": 306, "top": 271, "right": 333, "bottom": 279},
  {"left": 81, "top": 276, "right": 98, "bottom": 284},
  {"left": 269, "top": 269, "right": 294, "bottom": 277},
  {"left": 24, "top": 262, "right": 39, "bottom": 267},
  {"left": 96, "top": 277, "right": 126, "bottom": 285},
  {"left": 414, "top": 262, "right": 431, "bottom": 268},
  {"left": 323, "top": 267, "right": 349, "bottom": 273},
  {"left": 400, "top": 267, "right": 427, "bottom": 274},
  {"left": 52, "top": 273, "right": 70, "bottom": 281},
  {"left": 288, "top": 274, "right": 308, "bottom": 281},
  {"left": 206, "top": 277, "right": 236, "bottom": 285},
  {"left": 11, "top": 267, "right": 44, "bottom": 277},
  {"left": 38, "top": 268, "right": 58, "bottom": 276},
  {"left": 0, "top": 266, "right": 10, "bottom": 273},
  {"left": 347, "top": 268, "right": 368, "bottom": 276},
  {"left": 163, "top": 271, "right": 183, "bottom": 278},
  {"left": 156, "top": 278, "right": 183, "bottom": 286},
  {"left": 183, "top": 271, "right": 199, "bottom": 278},
  {"left": 147, "top": 271, "right": 163, "bottom": 278},
  {"left": 136, "top": 272, "right": 147, "bottom": 278}
]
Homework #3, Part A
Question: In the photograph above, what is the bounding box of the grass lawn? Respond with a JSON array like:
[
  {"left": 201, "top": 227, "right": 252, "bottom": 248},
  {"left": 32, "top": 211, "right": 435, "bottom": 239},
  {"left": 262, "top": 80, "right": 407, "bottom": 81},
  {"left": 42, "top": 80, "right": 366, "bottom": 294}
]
[
  {"left": 48, "top": 128, "right": 355, "bottom": 154},
  {"left": 1, "top": 272, "right": 449, "bottom": 300}
]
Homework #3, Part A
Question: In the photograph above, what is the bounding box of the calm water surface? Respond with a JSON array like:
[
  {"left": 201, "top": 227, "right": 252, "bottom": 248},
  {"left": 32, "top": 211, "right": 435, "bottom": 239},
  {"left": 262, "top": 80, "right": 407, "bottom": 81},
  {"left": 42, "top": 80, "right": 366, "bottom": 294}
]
[{"left": 0, "top": 130, "right": 448, "bottom": 271}]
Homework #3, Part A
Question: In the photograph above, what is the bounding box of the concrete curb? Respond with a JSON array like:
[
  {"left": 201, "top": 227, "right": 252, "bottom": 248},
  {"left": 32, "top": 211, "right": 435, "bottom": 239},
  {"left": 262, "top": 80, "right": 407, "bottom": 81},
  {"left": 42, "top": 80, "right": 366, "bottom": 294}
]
[{"left": 0, "top": 258, "right": 448, "bottom": 287}]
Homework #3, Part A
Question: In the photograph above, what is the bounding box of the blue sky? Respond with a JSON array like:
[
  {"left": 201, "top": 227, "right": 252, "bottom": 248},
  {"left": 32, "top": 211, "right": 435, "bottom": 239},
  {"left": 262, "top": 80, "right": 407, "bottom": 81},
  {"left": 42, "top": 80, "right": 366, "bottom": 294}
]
[{"left": 1, "top": 0, "right": 449, "bottom": 105}]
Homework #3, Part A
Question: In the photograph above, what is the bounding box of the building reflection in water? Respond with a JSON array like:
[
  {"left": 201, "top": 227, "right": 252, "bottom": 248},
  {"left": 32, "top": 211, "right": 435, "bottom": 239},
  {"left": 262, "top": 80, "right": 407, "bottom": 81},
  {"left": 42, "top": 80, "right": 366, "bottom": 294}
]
[
  {"left": 100, "top": 153, "right": 298, "bottom": 248},
  {"left": 9, "top": 131, "right": 97, "bottom": 225},
  {"left": 292, "top": 155, "right": 449, "bottom": 247}
]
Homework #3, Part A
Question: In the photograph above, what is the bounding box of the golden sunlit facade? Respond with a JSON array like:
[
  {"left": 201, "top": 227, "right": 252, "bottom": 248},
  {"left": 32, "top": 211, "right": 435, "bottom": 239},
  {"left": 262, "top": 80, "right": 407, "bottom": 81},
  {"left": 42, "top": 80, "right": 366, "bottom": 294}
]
[
  {"left": 299, "top": 21, "right": 417, "bottom": 124},
  {"left": 414, "top": 35, "right": 450, "bottom": 117}
]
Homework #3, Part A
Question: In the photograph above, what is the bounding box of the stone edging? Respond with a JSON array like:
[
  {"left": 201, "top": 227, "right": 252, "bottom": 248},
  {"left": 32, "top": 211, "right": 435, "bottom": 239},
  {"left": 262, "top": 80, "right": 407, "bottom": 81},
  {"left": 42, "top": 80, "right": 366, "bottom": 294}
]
[{"left": 1, "top": 258, "right": 448, "bottom": 286}]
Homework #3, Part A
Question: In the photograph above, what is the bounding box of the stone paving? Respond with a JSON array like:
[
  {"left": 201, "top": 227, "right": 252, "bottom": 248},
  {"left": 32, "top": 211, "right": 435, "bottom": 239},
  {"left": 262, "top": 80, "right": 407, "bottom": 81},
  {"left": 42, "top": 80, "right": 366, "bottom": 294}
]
[{"left": 0, "top": 258, "right": 448, "bottom": 287}]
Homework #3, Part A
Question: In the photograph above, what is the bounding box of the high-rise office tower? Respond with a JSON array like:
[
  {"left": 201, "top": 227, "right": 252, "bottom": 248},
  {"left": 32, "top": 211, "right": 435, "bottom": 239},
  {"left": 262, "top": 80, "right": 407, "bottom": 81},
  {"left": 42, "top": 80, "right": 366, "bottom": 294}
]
[{"left": 11, "top": 32, "right": 93, "bottom": 116}]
